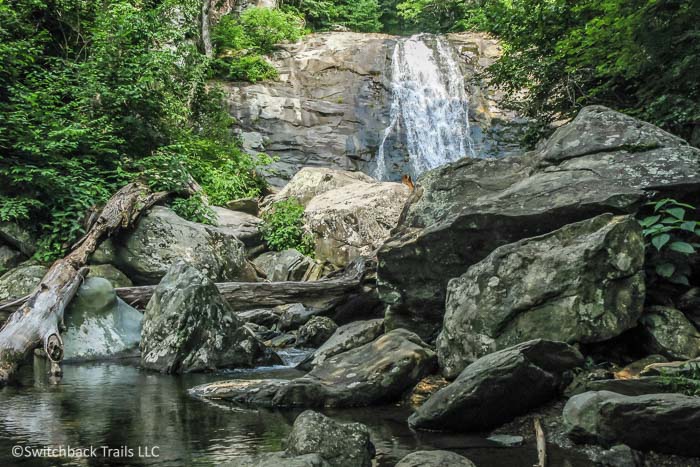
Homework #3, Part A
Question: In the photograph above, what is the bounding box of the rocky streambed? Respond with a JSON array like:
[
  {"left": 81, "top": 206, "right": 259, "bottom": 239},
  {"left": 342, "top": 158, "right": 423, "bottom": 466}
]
[{"left": 2, "top": 106, "right": 700, "bottom": 466}]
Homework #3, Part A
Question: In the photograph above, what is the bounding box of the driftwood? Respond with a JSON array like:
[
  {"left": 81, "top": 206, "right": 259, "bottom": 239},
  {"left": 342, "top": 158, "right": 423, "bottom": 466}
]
[
  {"left": 534, "top": 417, "right": 547, "bottom": 467},
  {"left": 0, "top": 182, "right": 167, "bottom": 384}
]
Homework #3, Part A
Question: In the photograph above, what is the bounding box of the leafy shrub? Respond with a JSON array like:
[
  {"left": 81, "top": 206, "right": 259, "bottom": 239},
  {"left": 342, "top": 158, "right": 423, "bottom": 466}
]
[
  {"left": 259, "top": 199, "right": 315, "bottom": 256},
  {"left": 639, "top": 199, "right": 700, "bottom": 286},
  {"left": 223, "top": 54, "right": 279, "bottom": 82}
]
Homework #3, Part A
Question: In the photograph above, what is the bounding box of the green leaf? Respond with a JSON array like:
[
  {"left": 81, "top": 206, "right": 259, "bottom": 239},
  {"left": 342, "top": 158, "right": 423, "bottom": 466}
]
[
  {"left": 653, "top": 199, "right": 671, "bottom": 212},
  {"left": 669, "top": 241, "right": 695, "bottom": 254},
  {"left": 666, "top": 207, "right": 686, "bottom": 220},
  {"left": 652, "top": 234, "right": 671, "bottom": 251},
  {"left": 669, "top": 274, "right": 690, "bottom": 287},
  {"left": 660, "top": 217, "right": 682, "bottom": 224},
  {"left": 655, "top": 262, "right": 676, "bottom": 278},
  {"left": 681, "top": 221, "right": 697, "bottom": 232},
  {"left": 639, "top": 215, "right": 660, "bottom": 227}
]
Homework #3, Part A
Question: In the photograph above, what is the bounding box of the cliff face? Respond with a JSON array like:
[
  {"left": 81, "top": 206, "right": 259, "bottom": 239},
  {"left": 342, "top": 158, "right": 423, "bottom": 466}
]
[{"left": 220, "top": 32, "right": 526, "bottom": 185}]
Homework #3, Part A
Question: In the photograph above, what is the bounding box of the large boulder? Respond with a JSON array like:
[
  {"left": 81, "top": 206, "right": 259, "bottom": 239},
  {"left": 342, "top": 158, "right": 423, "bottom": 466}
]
[
  {"left": 112, "top": 206, "right": 257, "bottom": 285},
  {"left": 304, "top": 179, "right": 410, "bottom": 267},
  {"left": 212, "top": 206, "right": 264, "bottom": 251},
  {"left": 269, "top": 167, "right": 375, "bottom": 207},
  {"left": 639, "top": 306, "right": 700, "bottom": 360},
  {"left": 62, "top": 277, "right": 142, "bottom": 361},
  {"left": 378, "top": 106, "right": 700, "bottom": 339},
  {"left": 409, "top": 340, "right": 583, "bottom": 432},
  {"left": 395, "top": 451, "right": 476, "bottom": 467},
  {"left": 0, "top": 261, "right": 48, "bottom": 301},
  {"left": 0, "top": 222, "right": 36, "bottom": 256},
  {"left": 300, "top": 319, "right": 385, "bottom": 370},
  {"left": 86, "top": 264, "right": 133, "bottom": 289},
  {"left": 0, "top": 245, "right": 22, "bottom": 275},
  {"left": 296, "top": 316, "right": 338, "bottom": 348},
  {"left": 253, "top": 249, "right": 315, "bottom": 281},
  {"left": 140, "top": 260, "right": 280, "bottom": 373},
  {"left": 437, "top": 214, "right": 645, "bottom": 377},
  {"left": 190, "top": 329, "right": 436, "bottom": 407},
  {"left": 563, "top": 391, "right": 700, "bottom": 457}
]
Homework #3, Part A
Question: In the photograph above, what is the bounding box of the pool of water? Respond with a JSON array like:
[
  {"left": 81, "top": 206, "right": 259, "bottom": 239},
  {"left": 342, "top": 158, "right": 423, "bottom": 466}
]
[{"left": 0, "top": 357, "right": 593, "bottom": 466}]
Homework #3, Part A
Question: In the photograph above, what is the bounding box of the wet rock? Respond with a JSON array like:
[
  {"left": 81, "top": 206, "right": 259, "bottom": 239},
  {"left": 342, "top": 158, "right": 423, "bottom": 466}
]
[
  {"left": 141, "top": 260, "right": 280, "bottom": 373},
  {"left": 270, "top": 167, "right": 375, "bottom": 207},
  {"left": 437, "top": 214, "right": 645, "bottom": 377},
  {"left": 409, "top": 340, "right": 583, "bottom": 432},
  {"left": 253, "top": 249, "right": 315, "bottom": 282},
  {"left": 244, "top": 323, "right": 278, "bottom": 342},
  {"left": 640, "top": 306, "right": 700, "bottom": 360},
  {"left": 266, "top": 332, "right": 297, "bottom": 348},
  {"left": 0, "top": 245, "right": 22, "bottom": 275},
  {"left": 0, "top": 261, "right": 48, "bottom": 301},
  {"left": 113, "top": 206, "right": 256, "bottom": 285},
  {"left": 566, "top": 377, "right": 691, "bottom": 397},
  {"left": 191, "top": 329, "right": 436, "bottom": 408},
  {"left": 297, "top": 316, "right": 338, "bottom": 348},
  {"left": 378, "top": 106, "right": 700, "bottom": 339},
  {"left": 0, "top": 221, "right": 36, "bottom": 256},
  {"left": 87, "top": 264, "right": 133, "bottom": 288},
  {"left": 395, "top": 450, "right": 476, "bottom": 467},
  {"left": 238, "top": 308, "right": 281, "bottom": 328},
  {"left": 277, "top": 303, "right": 320, "bottom": 331},
  {"left": 63, "top": 277, "right": 142, "bottom": 361},
  {"left": 212, "top": 206, "right": 264, "bottom": 250},
  {"left": 564, "top": 390, "right": 700, "bottom": 456},
  {"left": 286, "top": 411, "right": 374, "bottom": 467},
  {"left": 486, "top": 435, "right": 524, "bottom": 447},
  {"left": 300, "top": 319, "right": 384, "bottom": 370},
  {"left": 226, "top": 197, "right": 260, "bottom": 216},
  {"left": 227, "top": 453, "right": 329, "bottom": 467},
  {"left": 593, "top": 445, "right": 644, "bottom": 467}
]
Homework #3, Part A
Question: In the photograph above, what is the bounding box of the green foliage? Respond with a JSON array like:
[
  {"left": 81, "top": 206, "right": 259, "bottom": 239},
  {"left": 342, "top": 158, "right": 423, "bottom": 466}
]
[
  {"left": 259, "top": 199, "right": 314, "bottom": 256},
  {"left": 281, "top": 0, "right": 383, "bottom": 32},
  {"left": 171, "top": 195, "right": 216, "bottom": 225},
  {"left": 0, "top": 0, "right": 270, "bottom": 261},
  {"left": 639, "top": 199, "right": 700, "bottom": 287},
  {"left": 212, "top": 7, "right": 303, "bottom": 83}
]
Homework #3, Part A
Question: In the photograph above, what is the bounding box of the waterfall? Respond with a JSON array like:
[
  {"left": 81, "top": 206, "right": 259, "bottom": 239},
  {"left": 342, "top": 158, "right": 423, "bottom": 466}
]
[{"left": 374, "top": 34, "right": 476, "bottom": 181}]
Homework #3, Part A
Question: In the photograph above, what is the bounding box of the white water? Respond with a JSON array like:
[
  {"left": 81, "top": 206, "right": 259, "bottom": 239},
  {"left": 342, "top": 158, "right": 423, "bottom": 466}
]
[{"left": 374, "top": 34, "right": 476, "bottom": 180}]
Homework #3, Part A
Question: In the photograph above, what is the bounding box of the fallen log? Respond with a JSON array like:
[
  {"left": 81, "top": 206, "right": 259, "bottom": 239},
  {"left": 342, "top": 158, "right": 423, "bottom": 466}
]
[
  {"left": 0, "top": 182, "right": 168, "bottom": 384},
  {"left": 534, "top": 417, "right": 547, "bottom": 467}
]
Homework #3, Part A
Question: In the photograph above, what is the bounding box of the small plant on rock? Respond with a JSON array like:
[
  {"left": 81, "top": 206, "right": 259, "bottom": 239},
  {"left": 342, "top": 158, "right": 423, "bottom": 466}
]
[
  {"left": 259, "top": 198, "right": 315, "bottom": 256},
  {"left": 639, "top": 198, "right": 700, "bottom": 286}
]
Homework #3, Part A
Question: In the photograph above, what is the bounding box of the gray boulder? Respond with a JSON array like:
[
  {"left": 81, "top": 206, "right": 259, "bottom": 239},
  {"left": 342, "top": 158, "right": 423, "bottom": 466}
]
[
  {"left": 564, "top": 390, "right": 700, "bottom": 456},
  {"left": 86, "top": 264, "right": 133, "bottom": 288},
  {"left": 253, "top": 249, "right": 315, "bottom": 282},
  {"left": 113, "top": 206, "right": 256, "bottom": 285},
  {"left": 437, "top": 214, "right": 645, "bottom": 378},
  {"left": 277, "top": 303, "right": 320, "bottom": 332},
  {"left": 63, "top": 278, "right": 142, "bottom": 361},
  {"left": 0, "top": 245, "right": 22, "bottom": 275},
  {"left": 300, "top": 319, "right": 384, "bottom": 369},
  {"left": 409, "top": 340, "right": 583, "bottom": 432},
  {"left": 378, "top": 106, "right": 700, "bottom": 339},
  {"left": 395, "top": 451, "right": 476, "bottom": 467},
  {"left": 190, "top": 329, "right": 436, "bottom": 408},
  {"left": 0, "top": 222, "right": 36, "bottom": 256},
  {"left": 640, "top": 306, "right": 700, "bottom": 360},
  {"left": 213, "top": 206, "right": 264, "bottom": 250},
  {"left": 270, "top": 167, "right": 375, "bottom": 207},
  {"left": 226, "top": 453, "right": 328, "bottom": 467},
  {"left": 225, "top": 197, "right": 259, "bottom": 216},
  {"left": 141, "top": 261, "right": 280, "bottom": 373},
  {"left": 297, "top": 316, "right": 338, "bottom": 348},
  {"left": 593, "top": 445, "right": 644, "bottom": 467},
  {"left": 0, "top": 261, "right": 48, "bottom": 301}
]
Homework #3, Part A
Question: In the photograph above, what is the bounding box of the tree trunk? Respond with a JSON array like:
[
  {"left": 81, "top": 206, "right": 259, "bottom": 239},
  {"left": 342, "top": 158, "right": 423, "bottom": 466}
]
[{"left": 0, "top": 182, "right": 167, "bottom": 384}]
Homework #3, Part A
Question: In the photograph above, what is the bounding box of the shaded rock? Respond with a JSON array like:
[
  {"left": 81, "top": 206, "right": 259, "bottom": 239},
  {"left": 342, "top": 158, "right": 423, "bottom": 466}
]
[
  {"left": 244, "top": 323, "right": 278, "bottom": 342},
  {"left": 266, "top": 332, "right": 297, "bottom": 348},
  {"left": 378, "top": 106, "right": 700, "bottom": 339},
  {"left": 0, "top": 261, "right": 48, "bottom": 301},
  {"left": 395, "top": 450, "right": 476, "bottom": 467},
  {"left": 297, "top": 316, "right": 337, "bottom": 348},
  {"left": 0, "top": 221, "right": 36, "bottom": 256},
  {"left": 564, "top": 390, "right": 700, "bottom": 456},
  {"left": 238, "top": 308, "right": 281, "bottom": 328},
  {"left": 270, "top": 167, "right": 374, "bottom": 207},
  {"left": 678, "top": 287, "right": 700, "bottom": 325},
  {"left": 213, "top": 206, "right": 264, "bottom": 250},
  {"left": 90, "top": 238, "right": 118, "bottom": 265},
  {"left": 286, "top": 410, "right": 374, "bottom": 467},
  {"left": 141, "top": 260, "right": 280, "bottom": 373},
  {"left": 113, "top": 206, "right": 256, "bottom": 285},
  {"left": 277, "top": 303, "right": 320, "bottom": 331},
  {"left": 304, "top": 179, "right": 409, "bottom": 267},
  {"left": 437, "top": 214, "right": 645, "bottom": 377},
  {"left": 566, "top": 377, "right": 694, "bottom": 397},
  {"left": 87, "top": 264, "right": 133, "bottom": 288},
  {"left": 640, "top": 306, "right": 700, "bottom": 360},
  {"left": 190, "top": 329, "right": 436, "bottom": 408},
  {"left": 63, "top": 278, "right": 142, "bottom": 361},
  {"left": 0, "top": 245, "right": 22, "bottom": 275},
  {"left": 226, "top": 197, "right": 259, "bottom": 216},
  {"left": 227, "top": 453, "right": 329, "bottom": 467},
  {"left": 300, "top": 319, "right": 384, "bottom": 370},
  {"left": 253, "top": 249, "right": 315, "bottom": 282},
  {"left": 593, "top": 445, "right": 644, "bottom": 467},
  {"left": 409, "top": 340, "right": 583, "bottom": 432}
]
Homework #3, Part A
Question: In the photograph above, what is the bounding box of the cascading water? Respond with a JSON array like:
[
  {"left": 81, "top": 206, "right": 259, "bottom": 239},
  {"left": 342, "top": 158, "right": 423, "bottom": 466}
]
[{"left": 374, "top": 34, "right": 476, "bottom": 181}]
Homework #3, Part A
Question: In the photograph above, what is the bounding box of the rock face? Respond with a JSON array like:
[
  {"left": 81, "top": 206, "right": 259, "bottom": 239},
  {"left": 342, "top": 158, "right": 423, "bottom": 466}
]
[
  {"left": 0, "top": 261, "right": 48, "bottom": 301},
  {"left": 190, "top": 329, "right": 436, "bottom": 407},
  {"left": 63, "top": 278, "right": 142, "bottom": 361},
  {"left": 140, "top": 261, "right": 279, "bottom": 373},
  {"left": 378, "top": 106, "right": 700, "bottom": 338},
  {"left": 286, "top": 411, "right": 374, "bottom": 467},
  {"left": 639, "top": 306, "right": 700, "bottom": 360},
  {"left": 395, "top": 451, "right": 476, "bottom": 467},
  {"left": 563, "top": 391, "right": 700, "bottom": 457},
  {"left": 297, "top": 316, "right": 338, "bottom": 348},
  {"left": 112, "top": 206, "right": 256, "bottom": 285},
  {"left": 409, "top": 340, "right": 583, "bottom": 432},
  {"left": 253, "top": 249, "right": 315, "bottom": 281},
  {"left": 304, "top": 179, "right": 409, "bottom": 267},
  {"left": 301, "top": 319, "right": 385, "bottom": 369},
  {"left": 437, "top": 214, "right": 645, "bottom": 377}
]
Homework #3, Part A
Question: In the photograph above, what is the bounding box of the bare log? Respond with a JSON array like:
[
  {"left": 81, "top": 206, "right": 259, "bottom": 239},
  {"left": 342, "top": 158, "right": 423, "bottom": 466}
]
[
  {"left": 534, "top": 417, "right": 547, "bottom": 467},
  {"left": 0, "top": 182, "right": 167, "bottom": 384}
]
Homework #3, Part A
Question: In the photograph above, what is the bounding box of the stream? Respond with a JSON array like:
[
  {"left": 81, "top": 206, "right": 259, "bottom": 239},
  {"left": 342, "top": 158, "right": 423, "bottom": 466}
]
[{"left": 0, "top": 354, "right": 594, "bottom": 467}]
